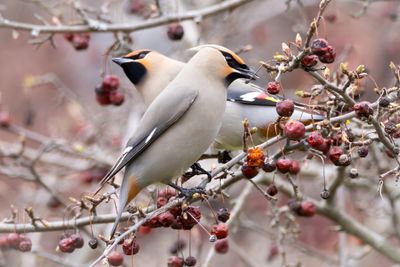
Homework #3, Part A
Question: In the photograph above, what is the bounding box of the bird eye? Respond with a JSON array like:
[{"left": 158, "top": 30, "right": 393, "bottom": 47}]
[
  {"left": 225, "top": 54, "right": 233, "bottom": 61},
  {"left": 137, "top": 52, "right": 147, "bottom": 59}
]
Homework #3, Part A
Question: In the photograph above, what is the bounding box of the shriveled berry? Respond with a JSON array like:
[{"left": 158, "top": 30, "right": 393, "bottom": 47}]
[
  {"left": 247, "top": 147, "right": 265, "bottom": 167},
  {"left": 158, "top": 211, "right": 175, "bottom": 227},
  {"left": 88, "top": 238, "right": 98, "bottom": 249},
  {"left": 7, "top": 233, "right": 21, "bottom": 249},
  {"left": 311, "top": 38, "right": 329, "bottom": 56},
  {"left": 122, "top": 238, "right": 140, "bottom": 255},
  {"left": 299, "top": 201, "right": 316, "bottom": 217},
  {"left": 110, "top": 91, "right": 125, "bottom": 106},
  {"left": 241, "top": 163, "right": 259, "bottom": 178},
  {"left": 58, "top": 238, "right": 75, "bottom": 253},
  {"left": 357, "top": 146, "right": 369, "bottom": 158},
  {"left": 18, "top": 236, "right": 32, "bottom": 252},
  {"left": 214, "top": 239, "right": 229, "bottom": 254},
  {"left": 284, "top": 120, "right": 305, "bottom": 140},
  {"left": 328, "top": 146, "right": 343, "bottom": 164},
  {"left": 349, "top": 168, "right": 358, "bottom": 178},
  {"left": 338, "top": 154, "right": 351, "bottom": 166},
  {"left": 167, "top": 23, "right": 184, "bottom": 41},
  {"left": 0, "top": 111, "right": 12, "bottom": 127},
  {"left": 184, "top": 256, "right": 197, "bottom": 266},
  {"left": 353, "top": 101, "right": 373, "bottom": 119},
  {"left": 167, "top": 255, "right": 184, "bottom": 267},
  {"left": 217, "top": 208, "right": 230, "bottom": 223},
  {"left": 307, "top": 131, "right": 325, "bottom": 149},
  {"left": 70, "top": 234, "right": 84, "bottom": 249},
  {"left": 211, "top": 223, "right": 229, "bottom": 239},
  {"left": 276, "top": 99, "right": 294, "bottom": 117},
  {"left": 318, "top": 46, "right": 336, "bottom": 64},
  {"left": 107, "top": 251, "right": 124, "bottom": 266},
  {"left": 385, "top": 121, "right": 397, "bottom": 135},
  {"left": 169, "top": 240, "right": 186, "bottom": 254},
  {"left": 379, "top": 97, "right": 390, "bottom": 107},
  {"left": 301, "top": 55, "right": 318, "bottom": 68},
  {"left": 266, "top": 81, "right": 281, "bottom": 95},
  {"left": 289, "top": 160, "right": 300, "bottom": 175},
  {"left": 266, "top": 184, "right": 278, "bottom": 196},
  {"left": 262, "top": 159, "right": 276, "bottom": 172},
  {"left": 276, "top": 158, "right": 292, "bottom": 173},
  {"left": 102, "top": 75, "right": 120, "bottom": 91},
  {"left": 320, "top": 189, "right": 330, "bottom": 199},
  {"left": 72, "top": 33, "right": 90, "bottom": 50}
]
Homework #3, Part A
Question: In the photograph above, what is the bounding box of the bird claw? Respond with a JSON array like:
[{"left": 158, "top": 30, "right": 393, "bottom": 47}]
[{"left": 167, "top": 182, "right": 206, "bottom": 198}]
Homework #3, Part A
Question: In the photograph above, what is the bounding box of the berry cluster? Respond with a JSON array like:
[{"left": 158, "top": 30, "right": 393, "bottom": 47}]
[
  {"left": 95, "top": 75, "right": 125, "bottom": 106},
  {"left": 63, "top": 33, "right": 91, "bottom": 51},
  {"left": 58, "top": 233, "right": 84, "bottom": 253},
  {"left": 0, "top": 233, "right": 32, "bottom": 252},
  {"left": 310, "top": 38, "right": 336, "bottom": 64}
]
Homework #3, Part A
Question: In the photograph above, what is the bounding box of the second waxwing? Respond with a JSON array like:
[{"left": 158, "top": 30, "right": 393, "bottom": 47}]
[{"left": 113, "top": 49, "right": 324, "bottom": 151}]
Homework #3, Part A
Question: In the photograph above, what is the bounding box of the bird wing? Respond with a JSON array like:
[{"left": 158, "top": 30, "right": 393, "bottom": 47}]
[
  {"left": 227, "top": 90, "right": 279, "bottom": 106},
  {"left": 97, "top": 89, "right": 198, "bottom": 189}
]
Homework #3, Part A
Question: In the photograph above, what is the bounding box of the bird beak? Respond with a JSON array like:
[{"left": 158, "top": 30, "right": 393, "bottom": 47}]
[
  {"left": 234, "top": 66, "right": 259, "bottom": 80},
  {"left": 112, "top": 57, "right": 135, "bottom": 66}
]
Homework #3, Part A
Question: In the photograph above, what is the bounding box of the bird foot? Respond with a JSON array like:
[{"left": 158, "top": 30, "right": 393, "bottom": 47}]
[
  {"left": 167, "top": 182, "right": 206, "bottom": 198},
  {"left": 182, "top": 162, "right": 212, "bottom": 183}
]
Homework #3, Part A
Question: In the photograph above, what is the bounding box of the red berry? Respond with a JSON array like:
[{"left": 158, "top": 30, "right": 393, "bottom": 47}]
[
  {"left": 289, "top": 160, "right": 300, "bottom": 175},
  {"left": 266, "top": 81, "right": 281, "bottom": 95},
  {"left": 262, "top": 159, "right": 276, "bottom": 172},
  {"left": 211, "top": 223, "right": 229, "bottom": 239},
  {"left": 307, "top": 131, "right": 325, "bottom": 149},
  {"left": 184, "top": 256, "right": 197, "bottom": 266},
  {"left": 241, "top": 163, "right": 259, "bottom": 178},
  {"left": 214, "top": 239, "right": 229, "bottom": 254},
  {"left": 167, "top": 23, "right": 184, "bottom": 41},
  {"left": 158, "top": 211, "right": 175, "bottom": 227},
  {"left": 110, "top": 91, "right": 125, "bottom": 106},
  {"left": 316, "top": 139, "right": 331, "bottom": 154},
  {"left": 284, "top": 120, "right": 305, "bottom": 140},
  {"left": 276, "top": 99, "right": 294, "bottom": 117},
  {"left": 0, "top": 236, "right": 10, "bottom": 249},
  {"left": 72, "top": 33, "right": 90, "bottom": 50},
  {"left": 318, "top": 45, "right": 336, "bottom": 64},
  {"left": 311, "top": 38, "right": 329, "bottom": 56},
  {"left": 328, "top": 146, "right": 343, "bottom": 164},
  {"left": 353, "top": 101, "right": 373, "bottom": 119},
  {"left": 58, "top": 238, "right": 75, "bottom": 253},
  {"left": 217, "top": 208, "right": 230, "bottom": 223},
  {"left": 122, "top": 238, "right": 140, "bottom": 255},
  {"left": 276, "top": 158, "right": 292, "bottom": 173},
  {"left": 0, "top": 111, "right": 12, "bottom": 127},
  {"left": 96, "top": 94, "right": 111, "bottom": 106},
  {"left": 7, "top": 233, "right": 21, "bottom": 249},
  {"left": 299, "top": 201, "right": 316, "bottom": 217},
  {"left": 63, "top": 33, "right": 74, "bottom": 42},
  {"left": 70, "top": 234, "right": 84, "bottom": 249},
  {"left": 301, "top": 55, "right": 318, "bottom": 68},
  {"left": 357, "top": 146, "right": 369, "bottom": 158},
  {"left": 102, "top": 75, "right": 120, "bottom": 91},
  {"left": 138, "top": 225, "right": 152, "bottom": 234},
  {"left": 167, "top": 255, "right": 184, "bottom": 267},
  {"left": 266, "top": 184, "right": 278, "bottom": 196},
  {"left": 18, "top": 236, "right": 32, "bottom": 252},
  {"left": 107, "top": 251, "right": 124, "bottom": 266}
]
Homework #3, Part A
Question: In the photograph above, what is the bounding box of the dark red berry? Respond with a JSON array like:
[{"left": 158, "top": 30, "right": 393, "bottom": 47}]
[
  {"left": 211, "top": 223, "right": 229, "bottom": 239},
  {"left": 214, "top": 239, "right": 229, "bottom": 254},
  {"left": 72, "top": 33, "right": 90, "bottom": 50},
  {"left": 122, "top": 238, "right": 140, "bottom": 255},
  {"left": 102, "top": 75, "right": 120, "bottom": 91},
  {"left": 328, "top": 146, "right": 343, "bottom": 164},
  {"left": 7, "top": 233, "right": 20, "bottom": 249},
  {"left": 170, "top": 217, "right": 183, "bottom": 230},
  {"left": 357, "top": 146, "right": 369, "bottom": 158},
  {"left": 167, "top": 23, "right": 184, "bottom": 41},
  {"left": 276, "top": 158, "right": 292, "bottom": 173},
  {"left": 107, "top": 251, "right": 124, "bottom": 266},
  {"left": 276, "top": 99, "right": 294, "bottom": 117},
  {"left": 262, "top": 159, "right": 276, "bottom": 172},
  {"left": 70, "top": 234, "right": 84, "bottom": 249},
  {"left": 110, "top": 91, "right": 125, "bottom": 106},
  {"left": 0, "top": 112, "right": 12, "bottom": 127},
  {"left": 18, "top": 236, "right": 32, "bottom": 252},
  {"left": 385, "top": 121, "right": 397, "bottom": 135},
  {"left": 284, "top": 120, "right": 305, "bottom": 140},
  {"left": 158, "top": 211, "right": 175, "bottom": 227},
  {"left": 88, "top": 238, "right": 98, "bottom": 249},
  {"left": 311, "top": 38, "right": 329, "bottom": 56},
  {"left": 301, "top": 55, "right": 318, "bottom": 68},
  {"left": 58, "top": 238, "right": 75, "bottom": 253},
  {"left": 307, "top": 131, "right": 325, "bottom": 149},
  {"left": 318, "top": 46, "right": 336, "bottom": 64},
  {"left": 289, "top": 160, "right": 300, "bottom": 174},
  {"left": 288, "top": 199, "right": 302, "bottom": 214},
  {"left": 181, "top": 206, "right": 201, "bottom": 230},
  {"left": 63, "top": 33, "right": 74, "bottom": 42},
  {"left": 353, "top": 101, "right": 373, "bottom": 119},
  {"left": 167, "top": 255, "right": 184, "bottom": 267},
  {"left": 379, "top": 97, "right": 390, "bottom": 107},
  {"left": 184, "top": 256, "right": 197, "bottom": 266},
  {"left": 217, "top": 208, "right": 230, "bottom": 223},
  {"left": 96, "top": 94, "right": 111, "bottom": 106},
  {"left": 266, "top": 184, "right": 278, "bottom": 196},
  {"left": 266, "top": 81, "right": 281, "bottom": 95},
  {"left": 241, "top": 163, "right": 259, "bottom": 178}
]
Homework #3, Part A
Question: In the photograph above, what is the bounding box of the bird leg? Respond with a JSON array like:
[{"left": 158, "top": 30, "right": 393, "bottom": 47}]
[
  {"left": 167, "top": 182, "right": 206, "bottom": 198},
  {"left": 182, "top": 162, "right": 212, "bottom": 183}
]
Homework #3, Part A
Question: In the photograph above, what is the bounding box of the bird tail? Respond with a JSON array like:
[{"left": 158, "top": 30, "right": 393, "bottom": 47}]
[{"left": 109, "top": 174, "right": 141, "bottom": 239}]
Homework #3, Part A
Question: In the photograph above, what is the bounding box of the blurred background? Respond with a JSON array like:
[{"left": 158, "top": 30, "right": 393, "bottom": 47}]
[{"left": 1, "top": 0, "right": 400, "bottom": 266}]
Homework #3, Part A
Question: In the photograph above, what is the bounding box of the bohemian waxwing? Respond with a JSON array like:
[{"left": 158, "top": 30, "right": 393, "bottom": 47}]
[
  {"left": 113, "top": 49, "right": 324, "bottom": 150},
  {"left": 99, "top": 45, "right": 256, "bottom": 238}
]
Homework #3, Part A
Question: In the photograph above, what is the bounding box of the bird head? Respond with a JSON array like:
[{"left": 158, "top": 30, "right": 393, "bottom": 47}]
[{"left": 188, "top": 44, "right": 258, "bottom": 85}]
